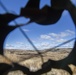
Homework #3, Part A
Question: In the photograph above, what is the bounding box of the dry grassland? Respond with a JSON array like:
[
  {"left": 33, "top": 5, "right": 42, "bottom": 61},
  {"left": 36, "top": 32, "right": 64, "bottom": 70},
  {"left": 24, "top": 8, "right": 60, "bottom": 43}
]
[{"left": 0, "top": 48, "right": 76, "bottom": 75}]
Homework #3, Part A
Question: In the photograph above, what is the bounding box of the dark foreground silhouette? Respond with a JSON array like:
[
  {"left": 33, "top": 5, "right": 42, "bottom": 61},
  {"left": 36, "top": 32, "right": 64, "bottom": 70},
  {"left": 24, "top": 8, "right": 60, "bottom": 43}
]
[
  {"left": 20, "top": 0, "right": 64, "bottom": 25},
  {"left": 0, "top": 63, "right": 12, "bottom": 75},
  {"left": 0, "top": 13, "right": 21, "bottom": 55}
]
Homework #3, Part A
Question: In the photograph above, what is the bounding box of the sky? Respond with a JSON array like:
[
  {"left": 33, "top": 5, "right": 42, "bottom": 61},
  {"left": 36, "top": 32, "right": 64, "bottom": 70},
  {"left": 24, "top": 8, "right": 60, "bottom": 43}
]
[{"left": 0, "top": 0, "right": 76, "bottom": 50}]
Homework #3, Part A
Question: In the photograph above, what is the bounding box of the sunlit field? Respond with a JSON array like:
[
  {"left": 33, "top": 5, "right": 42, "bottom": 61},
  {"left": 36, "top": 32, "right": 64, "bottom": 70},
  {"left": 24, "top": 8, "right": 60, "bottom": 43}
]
[{"left": 0, "top": 48, "right": 75, "bottom": 75}]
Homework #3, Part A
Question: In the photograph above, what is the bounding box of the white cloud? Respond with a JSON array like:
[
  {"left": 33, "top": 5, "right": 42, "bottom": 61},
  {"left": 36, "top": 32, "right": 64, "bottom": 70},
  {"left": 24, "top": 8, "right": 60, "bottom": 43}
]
[
  {"left": 41, "top": 42, "right": 50, "bottom": 47},
  {"left": 5, "top": 29, "right": 75, "bottom": 50},
  {"left": 36, "top": 42, "right": 51, "bottom": 50},
  {"left": 66, "top": 29, "right": 75, "bottom": 34},
  {"left": 60, "top": 30, "right": 75, "bottom": 37},
  {"left": 40, "top": 34, "right": 54, "bottom": 40},
  {"left": 59, "top": 40, "right": 75, "bottom": 48},
  {"left": 39, "top": 29, "right": 75, "bottom": 49},
  {"left": 6, "top": 44, "right": 9, "bottom": 47},
  {"left": 16, "top": 42, "right": 24, "bottom": 45},
  {"left": 49, "top": 33, "right": 59, "bottom": 38},
  {"left": 56, "top": 39, "right": 67, "bottom": 43},
  {"left": 49, "top": 33, "right": 57, "bottom": 37},
  {"left": 6, "top": 44, "right": 14, "bottom": 47},
  {"left": 23, "top": 29, "right": 29, "bottom": 32},
  {"left": 49, "top": 29, "right": 75, "bottom": 38},
  {"left": 60, "top": 32, "right": 70, "bottom": 37},
  {"left": 5, "top": 44, "right": 15, "bottom": 49}
]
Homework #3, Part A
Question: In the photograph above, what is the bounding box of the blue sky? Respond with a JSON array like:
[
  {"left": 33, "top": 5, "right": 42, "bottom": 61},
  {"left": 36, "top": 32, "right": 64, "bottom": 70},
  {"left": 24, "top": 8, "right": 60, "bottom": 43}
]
[{"left": 0, "top": 0, "right": 75, "bottom": 50}]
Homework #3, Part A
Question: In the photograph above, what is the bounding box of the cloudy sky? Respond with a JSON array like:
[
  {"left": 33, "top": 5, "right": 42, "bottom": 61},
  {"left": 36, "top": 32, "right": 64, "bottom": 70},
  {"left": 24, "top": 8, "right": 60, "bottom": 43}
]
[{"left": 0, "top": 0, "right": 75, "bottom": 50}]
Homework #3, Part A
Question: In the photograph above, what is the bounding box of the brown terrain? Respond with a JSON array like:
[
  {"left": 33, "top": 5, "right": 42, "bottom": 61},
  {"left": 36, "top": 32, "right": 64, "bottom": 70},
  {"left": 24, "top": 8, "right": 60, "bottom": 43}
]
[{"left": 0, "top": 48, "right": 76, "bottom": 75}]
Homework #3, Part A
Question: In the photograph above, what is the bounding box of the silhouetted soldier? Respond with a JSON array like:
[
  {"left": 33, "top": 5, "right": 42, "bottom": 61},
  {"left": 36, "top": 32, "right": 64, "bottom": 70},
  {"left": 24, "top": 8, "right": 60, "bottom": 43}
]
[{"left": 20, "top": 0, "right": 64, "bottom": 25}]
